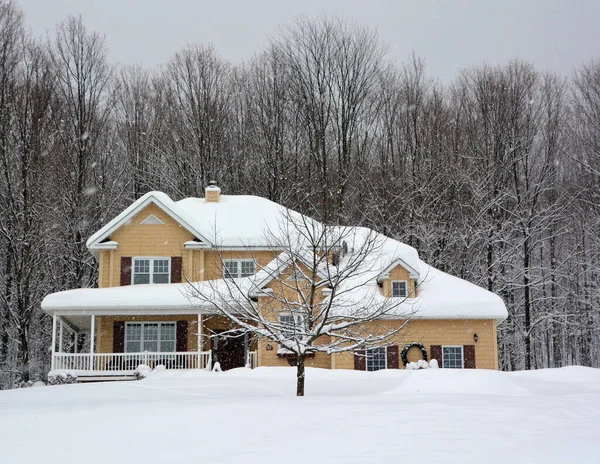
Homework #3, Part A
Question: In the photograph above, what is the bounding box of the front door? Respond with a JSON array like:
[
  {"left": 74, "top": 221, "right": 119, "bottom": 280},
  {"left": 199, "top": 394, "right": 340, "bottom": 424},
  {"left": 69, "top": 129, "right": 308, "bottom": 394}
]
[{"left": 213, "top": 331, "right": 246, "bottom": 370}]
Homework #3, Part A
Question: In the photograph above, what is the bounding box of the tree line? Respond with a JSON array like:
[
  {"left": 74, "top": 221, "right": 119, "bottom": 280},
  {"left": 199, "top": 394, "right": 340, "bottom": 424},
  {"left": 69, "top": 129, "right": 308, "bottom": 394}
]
[{"left": 1, "top": 0, "right": 599, "bottom": 387}]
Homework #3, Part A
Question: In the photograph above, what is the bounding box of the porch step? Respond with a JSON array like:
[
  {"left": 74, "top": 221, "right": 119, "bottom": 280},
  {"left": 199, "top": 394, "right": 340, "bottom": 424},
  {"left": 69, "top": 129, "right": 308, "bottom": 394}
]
[{"left": 76, "top": 374, "right": 138, "bottom": 383}]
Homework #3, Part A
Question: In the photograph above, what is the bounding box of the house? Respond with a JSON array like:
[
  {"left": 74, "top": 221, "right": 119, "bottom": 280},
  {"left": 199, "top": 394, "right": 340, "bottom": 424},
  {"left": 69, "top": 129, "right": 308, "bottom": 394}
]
[{"left": 41, "top": 184, "right": 507, "bottom": 381}]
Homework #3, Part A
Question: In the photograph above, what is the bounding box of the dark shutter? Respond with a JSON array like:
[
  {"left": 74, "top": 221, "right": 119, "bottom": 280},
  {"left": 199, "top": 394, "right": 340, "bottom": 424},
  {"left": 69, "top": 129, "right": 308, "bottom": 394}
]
[
  {"left": 386, "top": 345, "right": 399, "bottom": 369},
  {"left": 430, "top": 345, "right": 442, "bottom": 368},
  {"left": 354, "top": 349, "right": 366, "bottom": 371},
  {"left": 464, "top": 345, "right": 476, "bottom": 369},
  {"left": 120, "top": 257, "right": 132, "bottom": 286},
  {"left": 176, "top": 320, "right": 188, "bottom": 352},
  {"left": 113, "top": 321, "right": 125, "bottom": 353},
  {"left": 171, "top": 256, "right": 183, "bottom": 283}
]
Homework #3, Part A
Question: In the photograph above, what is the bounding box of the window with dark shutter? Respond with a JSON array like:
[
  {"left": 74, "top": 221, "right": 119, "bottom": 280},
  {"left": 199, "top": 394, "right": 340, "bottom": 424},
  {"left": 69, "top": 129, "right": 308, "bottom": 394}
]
[
  {"left": 120, "top": 257, "right": 132, "bottom": 286},
  {"left": 463, "top": 345, "right": 476, "bottom": 369},
  {"left": 171, "top": 257, "right": 183, "bottom": 283},
  {"left": 386, "top": 345, "right": 399, "bottom": 369},
  {"left": 430, "top": 345, "right": 442, "bottom": 368},
  {"left": 354, "top": 349, "right": 366, "bottom": 370},
  {"left": 176, "top": 320, "right": 188, "bottom": 352}
]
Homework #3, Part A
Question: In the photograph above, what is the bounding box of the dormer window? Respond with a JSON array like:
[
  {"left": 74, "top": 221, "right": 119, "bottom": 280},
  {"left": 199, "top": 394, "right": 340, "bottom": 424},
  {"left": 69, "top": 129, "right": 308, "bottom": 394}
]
[
  {"left": 392, "top": 280, "right": 408, "bottom": 298},
  {"left": 223, "top": 259, "right": 256, "bottom": 279},
  {"left": 133, "top": 257, "right": 170, "bottom": 284}
]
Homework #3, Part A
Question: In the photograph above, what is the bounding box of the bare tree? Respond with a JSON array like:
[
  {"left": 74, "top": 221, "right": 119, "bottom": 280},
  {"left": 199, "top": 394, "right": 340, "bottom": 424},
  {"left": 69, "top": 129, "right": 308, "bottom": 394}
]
[
  {"left": 48, "top": 15, "right": 116, "bottom": 290},
  {"left": 188, "top": 209, "right": 416, "bottom": 396}
]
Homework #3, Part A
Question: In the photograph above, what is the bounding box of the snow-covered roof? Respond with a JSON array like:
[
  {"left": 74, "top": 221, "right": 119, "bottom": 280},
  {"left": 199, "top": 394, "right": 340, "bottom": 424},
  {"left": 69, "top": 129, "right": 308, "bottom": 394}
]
[
  {"left": 87, "top": 191, "right": 308, "bottom": 250},
  {"left": 48, "top": 190, "right": 507, "bottom": 322},
  {"left": 42, "top": 260, "right": 507, "bottom": 322}
]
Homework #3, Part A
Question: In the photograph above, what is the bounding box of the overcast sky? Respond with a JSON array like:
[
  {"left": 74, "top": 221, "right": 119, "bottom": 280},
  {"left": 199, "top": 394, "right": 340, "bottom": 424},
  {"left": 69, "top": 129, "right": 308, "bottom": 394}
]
[{"left": 16, "top": 0, "right": 600, "bottom": 84}]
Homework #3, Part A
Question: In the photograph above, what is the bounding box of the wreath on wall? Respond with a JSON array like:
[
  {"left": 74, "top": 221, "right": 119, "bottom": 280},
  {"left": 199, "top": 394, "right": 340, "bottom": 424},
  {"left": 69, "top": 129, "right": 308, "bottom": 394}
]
[{"left": 401, "top": 342, "right": 428, "bottom": 366}]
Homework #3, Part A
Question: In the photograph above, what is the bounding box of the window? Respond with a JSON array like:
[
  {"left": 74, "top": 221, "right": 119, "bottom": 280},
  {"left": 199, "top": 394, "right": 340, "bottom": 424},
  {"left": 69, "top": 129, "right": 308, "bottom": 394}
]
[
  {"left": 366, "top": 346, "right": 387, "bottom": 371},
  {"left": 125, "top": 322, "right": 176, "bottom": 353},
  {"left": 223, "top": 259, "right": 256, "bottom": 278},
  {"left": 279, "top": 313, "right": 305, "bottom": 340},
  {"left": 442, "top": 346, "right": 464, "bottom": 369},
  {"left": 133, "top": 257, "right": 170, "bottom": 284},
  {"left": 392, "top": 280, "right": 408, "bottom": 298}
]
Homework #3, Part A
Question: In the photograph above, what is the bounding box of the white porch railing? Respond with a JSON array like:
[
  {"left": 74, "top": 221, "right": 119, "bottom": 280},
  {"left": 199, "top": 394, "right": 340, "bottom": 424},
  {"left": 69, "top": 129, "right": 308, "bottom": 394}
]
[{"left": 52, "top": 351, "right": 212, "bottom": 372}]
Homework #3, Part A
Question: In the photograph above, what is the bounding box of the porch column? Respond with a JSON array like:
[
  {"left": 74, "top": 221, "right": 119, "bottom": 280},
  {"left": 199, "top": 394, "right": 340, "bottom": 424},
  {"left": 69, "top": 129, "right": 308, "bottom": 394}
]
[
  {"left": 58, "top": 318, "right": 64, "bottom": 353},
  {"left": 74, "top": 330, "right": 78, "bottom": 353},
  {"left": 89, "top": 315, "right": 96, "bottom": 370},
  {"left": 197, "top": 313, "right": 203, "bottom": 368},
  {"left": 51, "top": 314, "right": 57, "bottom": 371},
  {"left": 244, "top": 332, "right": 249, "bottom": 366}
]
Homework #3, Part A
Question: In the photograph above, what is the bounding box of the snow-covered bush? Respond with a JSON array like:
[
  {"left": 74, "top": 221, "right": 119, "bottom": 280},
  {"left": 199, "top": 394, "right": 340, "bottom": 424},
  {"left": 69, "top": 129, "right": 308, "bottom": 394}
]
[
  {"left": 47, "top": 372, "right": 77, "bottom": 385},
  {"left": 12, "top": 379, "right": 45, "bottom": 389},
  {"left": 134, "top": 364, "right": 152, "bottom": 379},
  {"left": 406, "top": 359, "right": 438, "bottom": 370}
]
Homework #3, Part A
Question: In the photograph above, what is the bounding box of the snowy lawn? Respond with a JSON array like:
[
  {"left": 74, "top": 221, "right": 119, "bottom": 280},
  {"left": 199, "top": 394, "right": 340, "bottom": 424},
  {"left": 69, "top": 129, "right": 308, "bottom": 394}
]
[{"left": 1, "top": 367, "right": 599, "bottom": 463}]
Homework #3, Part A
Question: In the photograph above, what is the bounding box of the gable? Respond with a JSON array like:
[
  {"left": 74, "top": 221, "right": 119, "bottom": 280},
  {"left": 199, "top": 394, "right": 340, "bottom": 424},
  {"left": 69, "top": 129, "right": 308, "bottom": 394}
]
[
  {"left": 107, "top": 204, "right": 195, "bottom": 257},
  {"left": 86, "top": 192, "right": 211, "bottom": 253},
  {"left": 377, "top": 258, "right": 420, "bottom": 284}
]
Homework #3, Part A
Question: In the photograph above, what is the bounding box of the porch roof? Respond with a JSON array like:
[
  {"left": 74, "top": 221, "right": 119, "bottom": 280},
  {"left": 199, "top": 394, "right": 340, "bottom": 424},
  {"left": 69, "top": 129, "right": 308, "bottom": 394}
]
[{"left": 41, "top": 281, "right": 233, "bottom": 315}]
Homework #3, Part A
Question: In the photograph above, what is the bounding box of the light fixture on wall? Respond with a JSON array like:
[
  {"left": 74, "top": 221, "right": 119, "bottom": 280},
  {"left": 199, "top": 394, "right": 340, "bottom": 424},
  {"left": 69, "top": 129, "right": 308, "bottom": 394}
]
[{"left": 473, "top": 333, "right": 479, "bottom": 343}]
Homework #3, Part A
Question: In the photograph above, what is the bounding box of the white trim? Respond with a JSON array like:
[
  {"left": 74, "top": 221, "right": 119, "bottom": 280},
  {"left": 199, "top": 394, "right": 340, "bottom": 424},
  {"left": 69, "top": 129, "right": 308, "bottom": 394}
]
[
  {"left": 90, "top": 315, "right": 96, "bottom": 369},
  {"left": 365, "top": 346, "right": 387, "bottom": 371},
  {"left": 197, "top": 313, "right": 203, "bottom": 352},
  {"left": 86, "top": 193, "right": 212, "bottom": 250},
  {"left": 90, "top": 241, "right": 118, "bottom": 250},
  {"left": 140, "top": 214, "right": 165, "bottom": 225},
  {"left": 250, "top": 252, "right": 329, "bottom": 297},
  {"left": 223, "top": 258, "right": 256, "bottom": 279},
  {"left": 58, "top": 319, "right": 64, "bottom": 353},
  {"left": 51, "top": 314, "right": 57, "bottom": 371},
  {"left": 391, "top": 280, "right": 408, "bottom": 298},
  {"left": 132, "top": 257, "right": 171, "bottom": 285},
  {"left": 124, "top": 321, "right": 176, "bottom": 353},
  {"left": 184, "top": 241, "right": 210, "bottom": 250},
  {"left": 442, "top": 345, "right": 464, "bottom": 369},
  {"left": 377, "top": 258, "right": 420, "bottom": 283}
]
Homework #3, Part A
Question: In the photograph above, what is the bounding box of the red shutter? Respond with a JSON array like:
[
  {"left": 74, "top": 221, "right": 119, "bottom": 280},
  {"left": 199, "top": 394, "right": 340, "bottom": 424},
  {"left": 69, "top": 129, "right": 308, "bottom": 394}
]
[
  {"left": 354, "top": 349, "right": 366, "bottom": 371},
  {"left": 120, "top": 257, "right": 132, "bottom": 286},
  {"left": 430, "top": 345, "right": 442, "bottom": 368},
  {"left": 386, "top": 345, "right": 399, "bottom": 369},
  {"left": 464, "top": 345, "right": 476, "bottom": 369},
  {"left": 113, "top": 321, "right": 125, "bottom": 353},
  {"left": 176, "top": 321, "right": 188, "bottom": 352},
  {"left": 171, "top": 257, "right": 183, "bottom": 283}
]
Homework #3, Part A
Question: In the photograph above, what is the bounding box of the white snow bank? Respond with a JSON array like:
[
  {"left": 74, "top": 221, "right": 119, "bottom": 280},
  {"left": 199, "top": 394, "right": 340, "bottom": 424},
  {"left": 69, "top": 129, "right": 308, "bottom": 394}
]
[
  {"left": 508, "top": 365, "right": 600, "bottom": 383},
  {"left": 0, "top": 367, "right": 599, "bottom": 464},
  {"left": 385, "top": 368, "right": 531, "bottom": 396}
]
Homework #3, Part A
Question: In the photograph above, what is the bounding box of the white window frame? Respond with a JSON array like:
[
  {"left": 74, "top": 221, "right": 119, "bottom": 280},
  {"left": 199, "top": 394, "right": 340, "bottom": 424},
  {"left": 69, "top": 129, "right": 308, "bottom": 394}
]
[
  {"left": 132, "top": 257, "right": 171, "bottom": 285},
  {"left": 366, "top": 346, "right": 387, "bottom": 371},
  {"left": 442, "top": 345, "right": 464, "bottom": 369},
  {"left": 391, "top": 280, "right": 408, "bottom": 298},
  {"left": 223, "top": 259, "right": 256, "bottom": 279},
  {"left": 124, "top": 321, "right": 177, "bottom": 353},
  {"left": 278, "top": 313, "right": 305, "bottom": 339}
]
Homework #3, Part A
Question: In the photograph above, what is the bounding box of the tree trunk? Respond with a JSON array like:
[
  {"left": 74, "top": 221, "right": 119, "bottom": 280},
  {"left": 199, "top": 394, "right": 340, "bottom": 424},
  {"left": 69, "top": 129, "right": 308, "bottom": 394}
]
[{"left": 296, "top": 355, "right": 305, "bottom": 397}]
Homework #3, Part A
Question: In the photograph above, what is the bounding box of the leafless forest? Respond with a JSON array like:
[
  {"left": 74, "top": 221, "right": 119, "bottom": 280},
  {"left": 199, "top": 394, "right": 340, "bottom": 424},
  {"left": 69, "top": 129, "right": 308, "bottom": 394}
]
[{"left": 1, "top": 1, "right": 599, "bottom": 387}]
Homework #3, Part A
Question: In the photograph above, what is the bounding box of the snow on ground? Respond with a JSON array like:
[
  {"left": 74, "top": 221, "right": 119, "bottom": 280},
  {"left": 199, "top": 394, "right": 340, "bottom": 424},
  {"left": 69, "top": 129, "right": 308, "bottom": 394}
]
[{"left": 1, "top": 367, "right": 599, "bottom": 463}]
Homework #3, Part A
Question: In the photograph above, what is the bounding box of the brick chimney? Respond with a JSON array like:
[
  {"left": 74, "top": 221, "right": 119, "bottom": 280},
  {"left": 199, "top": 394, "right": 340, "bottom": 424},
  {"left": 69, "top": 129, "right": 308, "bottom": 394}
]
[{"left": 205, "top": 180, "right": 221, "bottom": 203}]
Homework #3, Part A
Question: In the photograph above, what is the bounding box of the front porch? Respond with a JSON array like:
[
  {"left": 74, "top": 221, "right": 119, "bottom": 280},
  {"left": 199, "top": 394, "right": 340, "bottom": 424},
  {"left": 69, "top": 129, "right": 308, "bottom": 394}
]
[{"left": 50, "top": 312, "right": 258, "bottom": 381}]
